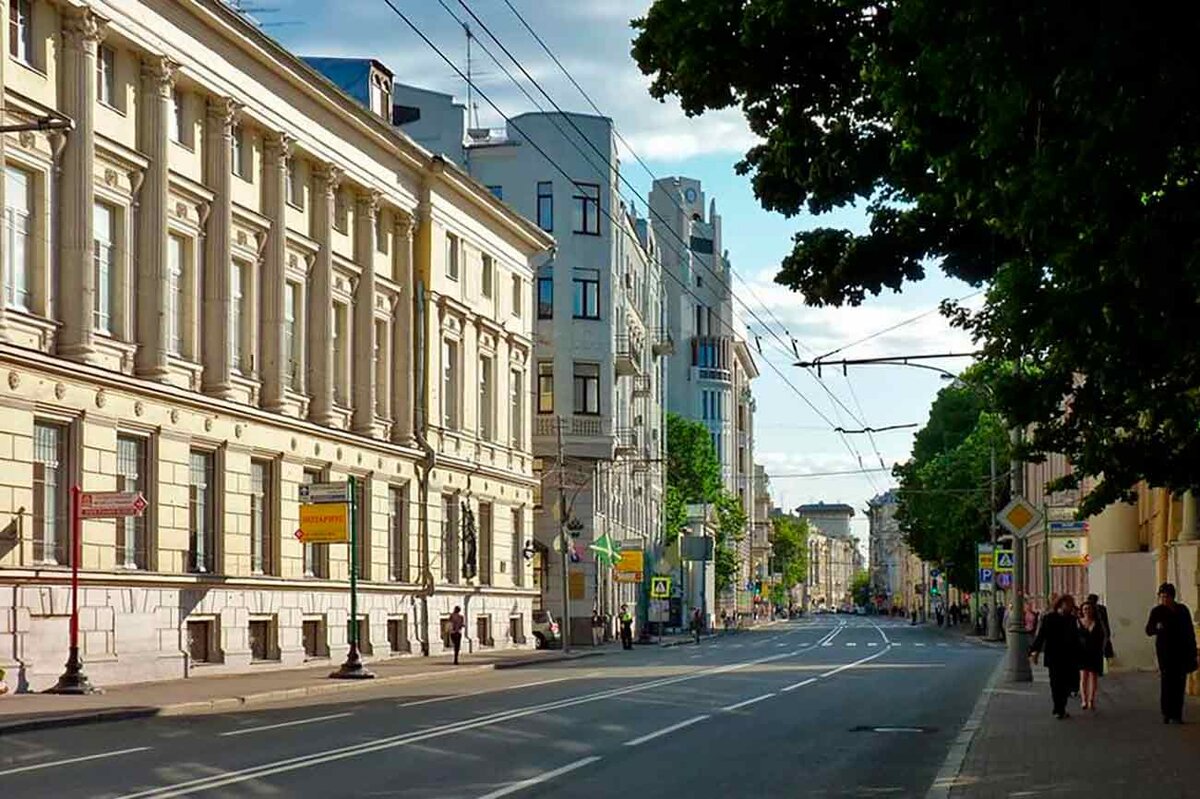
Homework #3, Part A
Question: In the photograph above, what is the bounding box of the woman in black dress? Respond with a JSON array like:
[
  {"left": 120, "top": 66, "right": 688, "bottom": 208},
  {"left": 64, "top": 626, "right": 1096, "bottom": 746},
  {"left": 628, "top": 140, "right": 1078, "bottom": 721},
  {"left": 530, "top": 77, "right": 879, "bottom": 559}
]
[{"left": 1079, "top": 601, "right": 1107, "bottom": 709}]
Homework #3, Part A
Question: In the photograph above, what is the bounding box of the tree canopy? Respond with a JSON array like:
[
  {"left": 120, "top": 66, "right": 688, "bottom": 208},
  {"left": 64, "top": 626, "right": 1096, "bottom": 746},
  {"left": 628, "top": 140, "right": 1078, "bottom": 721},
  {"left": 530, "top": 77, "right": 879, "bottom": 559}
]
[
  {"left": 770, "top": 513, "right": 809, "bottom": 592},
  {"left": 633, "top": 1, "right": 1200, "bottom": 515}
]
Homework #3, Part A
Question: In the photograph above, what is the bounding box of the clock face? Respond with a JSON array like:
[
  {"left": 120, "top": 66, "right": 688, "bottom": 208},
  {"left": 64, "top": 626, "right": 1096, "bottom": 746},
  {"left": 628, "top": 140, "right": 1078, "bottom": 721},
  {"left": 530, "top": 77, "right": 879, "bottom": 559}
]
[{"left": 684, "top": 187, "right": 698, "bottom": 204}]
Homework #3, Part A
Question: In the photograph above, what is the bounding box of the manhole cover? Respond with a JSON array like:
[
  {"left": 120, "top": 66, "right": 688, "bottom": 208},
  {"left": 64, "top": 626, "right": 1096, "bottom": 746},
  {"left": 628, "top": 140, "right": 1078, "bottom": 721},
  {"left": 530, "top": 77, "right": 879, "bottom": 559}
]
[{"left": 849, "top": 726, "right": 936, "bottom": 733}]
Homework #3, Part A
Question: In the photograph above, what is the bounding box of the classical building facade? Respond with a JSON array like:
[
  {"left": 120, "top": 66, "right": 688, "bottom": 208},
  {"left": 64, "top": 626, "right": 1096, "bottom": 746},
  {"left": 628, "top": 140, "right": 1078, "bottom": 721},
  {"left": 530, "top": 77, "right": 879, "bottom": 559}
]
[
  {"left": 797, "top": 503, "right": 860, "bottom": 609},
  {"left": 867, "top": 491, "right": 925, "bottom": 613},
  {"left": 0, "top": 0, "right": 551, "bottom": 690}
]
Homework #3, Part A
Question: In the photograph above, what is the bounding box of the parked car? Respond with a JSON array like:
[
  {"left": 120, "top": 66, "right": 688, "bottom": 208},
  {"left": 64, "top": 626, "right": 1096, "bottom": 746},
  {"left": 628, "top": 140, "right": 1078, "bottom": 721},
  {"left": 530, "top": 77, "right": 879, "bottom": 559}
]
[{"left": 532, "top": 609, "right": 561, "bottom": 649}]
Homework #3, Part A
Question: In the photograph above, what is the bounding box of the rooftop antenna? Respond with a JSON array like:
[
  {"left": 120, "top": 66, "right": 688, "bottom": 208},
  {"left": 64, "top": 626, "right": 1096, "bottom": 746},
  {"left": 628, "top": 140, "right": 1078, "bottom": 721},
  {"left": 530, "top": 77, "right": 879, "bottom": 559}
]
[{"left": 464, "top": 22, "right": 480, "bottom": 129}]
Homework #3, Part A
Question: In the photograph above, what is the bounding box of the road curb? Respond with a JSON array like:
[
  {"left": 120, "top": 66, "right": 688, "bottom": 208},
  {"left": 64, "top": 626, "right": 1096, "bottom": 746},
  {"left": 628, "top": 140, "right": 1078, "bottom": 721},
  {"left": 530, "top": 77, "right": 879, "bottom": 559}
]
[
  {"left": 925, "top": 656, "right": 1006, "bottom": 799},
  {"left": 659, "top": 634, "right": 718, "bottom": 648},
  {"left": 0, "top": 651, "right": 602, "bottom": 735}
]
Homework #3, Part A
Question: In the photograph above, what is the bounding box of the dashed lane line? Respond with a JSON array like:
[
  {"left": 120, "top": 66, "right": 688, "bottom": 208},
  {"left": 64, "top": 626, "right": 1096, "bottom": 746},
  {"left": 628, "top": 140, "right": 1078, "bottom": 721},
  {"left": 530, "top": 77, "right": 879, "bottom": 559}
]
[
  {"left": 220, "top": 712, "right": 355, "bottom": 737},
  {"left": 476, "top": 756, "right": 603, "bottom": 799},
  {"left": 0, "top": 747, "right": 152, "bottom": 778},
  {"left": 623, "top": 715, "right": 710, "bottom": 747},
  {"left": 722, "top": 693, "right": 776, "bottom": 712}
]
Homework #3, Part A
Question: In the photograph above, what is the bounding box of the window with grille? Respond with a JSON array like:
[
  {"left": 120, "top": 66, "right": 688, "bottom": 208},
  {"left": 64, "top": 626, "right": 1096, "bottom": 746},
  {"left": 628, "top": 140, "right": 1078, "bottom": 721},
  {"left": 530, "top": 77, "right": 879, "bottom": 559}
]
[
  {"left": 250, "top": 460, "right": 273, "bottom": 575},
  {"left": 389, "top": 485, "right": 409, "bottom": 582},
  {"left": 116, "top": 435, "right": 147, "bottom": 569},
  {"left": 188, "top": 451, "right": 215, "bottom": 573},
  {"left": 33, "top": 422, "right": 68, "bottom": 564},
  {"left": 4, "top": 167, "right": 32, "bottom": 312},
  {"left": 93, "top": 203, "right": 116, "bottom": 334}
]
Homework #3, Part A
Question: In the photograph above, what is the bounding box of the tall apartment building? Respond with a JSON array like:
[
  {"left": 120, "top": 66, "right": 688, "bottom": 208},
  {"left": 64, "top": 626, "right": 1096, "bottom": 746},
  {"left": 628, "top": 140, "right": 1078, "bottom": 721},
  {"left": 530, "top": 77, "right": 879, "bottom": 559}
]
[
  {"left": 867, "top": 491, "right": 925, "bottom": 613},
  {"left": 650, "top": 177, "right": 758, "bottom": 618},
  {"left": 390, "top": 94, "right": 669, "bottom": 644},
  {"left": 0, "top": 0, "right": 551, "bottom": 689}
]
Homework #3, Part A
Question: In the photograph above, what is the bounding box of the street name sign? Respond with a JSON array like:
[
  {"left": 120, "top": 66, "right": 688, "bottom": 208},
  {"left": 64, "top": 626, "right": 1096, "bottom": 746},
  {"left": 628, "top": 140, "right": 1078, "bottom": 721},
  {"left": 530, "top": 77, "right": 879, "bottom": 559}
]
[
  {"left": 650, "top": 576, "right": 671, "bottom": 598},
  {"left": 998, "top": 498, "right": 1042, "bottom": 538},
  {"left": 299, "top": 481, "right": 349, "bottom": 504},
  {"left": 80, "top": 491, "right": 147, "bottom": 518},
  {"left": 296, "top": 503, "right": 350, "bottom": 543},
  {"left": 1049, "top": 520, "right": 1089, "bottom": 534}
]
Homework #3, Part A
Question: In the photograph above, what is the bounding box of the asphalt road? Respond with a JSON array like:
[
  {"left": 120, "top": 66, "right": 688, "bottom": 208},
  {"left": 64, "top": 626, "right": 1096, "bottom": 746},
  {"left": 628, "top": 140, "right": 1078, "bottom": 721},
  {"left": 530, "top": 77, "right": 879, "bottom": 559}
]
[{"left": 0, "top": 617, "right": 999, "bottom": 799}]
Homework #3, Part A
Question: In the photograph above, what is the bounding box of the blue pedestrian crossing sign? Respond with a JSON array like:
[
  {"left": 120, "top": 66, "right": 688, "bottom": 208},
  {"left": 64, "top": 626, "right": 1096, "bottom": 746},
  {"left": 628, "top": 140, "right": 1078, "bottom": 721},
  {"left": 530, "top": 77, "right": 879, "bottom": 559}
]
[{"left": 995, "top": 549, "right": 1015, "bottom": 573}]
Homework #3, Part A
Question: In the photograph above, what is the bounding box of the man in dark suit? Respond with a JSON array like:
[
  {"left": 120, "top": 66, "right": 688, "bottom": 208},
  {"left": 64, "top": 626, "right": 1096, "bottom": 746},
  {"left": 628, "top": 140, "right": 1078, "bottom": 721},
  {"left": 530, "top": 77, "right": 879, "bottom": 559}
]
[{"left": 1146, "top": 582, "right": 1198, "bottom": 723}]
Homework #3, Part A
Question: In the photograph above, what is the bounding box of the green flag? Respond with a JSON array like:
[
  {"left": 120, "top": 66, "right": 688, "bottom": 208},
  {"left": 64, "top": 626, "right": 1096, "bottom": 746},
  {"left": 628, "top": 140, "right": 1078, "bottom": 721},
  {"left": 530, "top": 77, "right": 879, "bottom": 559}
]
[{"left": 589, "top": 533, "right": 619, "bottom": 567}]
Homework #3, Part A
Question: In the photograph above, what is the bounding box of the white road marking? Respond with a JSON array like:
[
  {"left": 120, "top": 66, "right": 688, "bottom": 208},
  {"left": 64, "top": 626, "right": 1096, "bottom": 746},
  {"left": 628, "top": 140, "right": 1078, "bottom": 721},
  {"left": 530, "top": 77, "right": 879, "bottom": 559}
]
[
  {"left": 867, "top": 642, "right": 879, "bottom": 647},
  {"left": 777, "top": 643, "right": 788, "bottom": 648},
  {"left": 845, "top": 642, "right": 857, "bottom": 647},
  {"left": 722, "top": 693, "right": 775, "bottom": 712},
  {"left": 220, "top": 712, "right": 354, "bottom": 737},
  {"left": 893, "top": 642, "right": 903, "bottom": 646},
  {"left": 396, "top": 677, "right": 570, "bottom": 708},
  {"left": 476, "top": 756, "right": 602, "bottom": 799},
  {"left": 623, "top": 714, "right": 710, "bottom": 747},
  {"left": 115, "top": 646, "right": 805, "bottom": 799},
  {"left": 915, "top": 643, "right": 926, "bottom": 647},
  {"left": 819, "top": 646, "right": 894, "bottom": 679},
  {"left": 780, "top": 678, "right": 818, "bottom": 693},
  {"left": 0, "top": 747, "right": 152, "bottom": 777}
]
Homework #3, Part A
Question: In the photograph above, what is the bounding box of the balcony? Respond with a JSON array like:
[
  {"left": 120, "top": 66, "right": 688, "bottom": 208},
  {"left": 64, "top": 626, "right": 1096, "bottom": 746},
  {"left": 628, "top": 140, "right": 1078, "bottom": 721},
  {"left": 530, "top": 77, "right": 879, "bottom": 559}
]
[
  {"left": 534, "top": 415, "right": 613, "bottom": 438},
  {"left": 614, "top": 428, "right": 640, "bottom": 456},
  {"left": 631, "top": 374, "right": 652, "bottom": 397},
  {"left": 693, "top": 366, "right": 732, "bottom": 384},
  {"left": 650, "top": 328, "right": 675, "bottom": 357},
  {"left": 615, "top": 335, "right": 644, "bottom": 377}
]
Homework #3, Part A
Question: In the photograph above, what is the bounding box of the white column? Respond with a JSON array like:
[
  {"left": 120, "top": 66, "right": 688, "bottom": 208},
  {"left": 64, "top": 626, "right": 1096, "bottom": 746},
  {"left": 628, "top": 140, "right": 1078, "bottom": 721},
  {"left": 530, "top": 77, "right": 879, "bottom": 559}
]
[
  {"left": 57, "top": 6, "right": 107, "bottom": 362},
  {"left": 260, "top": 131, "right": 291, "bottom": 411},
  {"left": 201, "top": 96, "right": 239, "bottom": 398},
  {"left": 392, "top": 213, "right": 416, "bottom": 445},
  {"left": 135, "top": 55, "right": 178, "bottom": 379},
  {"left": 352, "top": 191, "right": 379, "bottom": 434},
  {"left": 307, "top": 163, "right": 340, "bottom": 426}
]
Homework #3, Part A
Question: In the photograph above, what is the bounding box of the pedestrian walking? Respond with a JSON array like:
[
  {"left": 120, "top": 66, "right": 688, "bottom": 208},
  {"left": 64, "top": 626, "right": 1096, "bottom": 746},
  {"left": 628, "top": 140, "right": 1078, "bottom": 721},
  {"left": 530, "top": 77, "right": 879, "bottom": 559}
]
[
  {"left": 1087, "top": 593, "right": 1115, "bottom": 661},
  {"left": 619, "top": 604, "right": 634, "bottom": 650},
  {"left": 449, "top": 605, "right": 465, "bottom": 665},
  {"left": 1029, "top": 594, "right": 1082, "bottom": 719},
  {"left": 591, "top": 609, "right": 604, "bottom": 647},
  {"left": 1145, "top": 582, "right": 1198, "bottom": 724},
  {"left": 1078, "top": 601, "right": 1107, "bottom": 709},
  {"left": 691, "top": 607, "right": 703, "bottom": 644}
]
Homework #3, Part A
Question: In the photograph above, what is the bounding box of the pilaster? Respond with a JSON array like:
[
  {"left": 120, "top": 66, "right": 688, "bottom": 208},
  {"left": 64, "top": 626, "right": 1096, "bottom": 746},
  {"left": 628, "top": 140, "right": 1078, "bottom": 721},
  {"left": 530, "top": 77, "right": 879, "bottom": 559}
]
[
  {"left": 261, "top": 131, "right": 292, "bottom": 411},
  {"left": 201, "top": 96, "right": 240, "bottom": 399},
  {"left": 392, "top": 213, "right": 416, "bottom": 445},
  {"left": 352, "top": 191, "right": 380, "bottom": 434},
  {"left": 57, "top": 6, "right": 108, "bottom": 363},
  {"left": 135, "top": 55, "right": 178, "bottom": 379},
  {"left": 307, "top": 163, "right": 341, "bottom": 426}
]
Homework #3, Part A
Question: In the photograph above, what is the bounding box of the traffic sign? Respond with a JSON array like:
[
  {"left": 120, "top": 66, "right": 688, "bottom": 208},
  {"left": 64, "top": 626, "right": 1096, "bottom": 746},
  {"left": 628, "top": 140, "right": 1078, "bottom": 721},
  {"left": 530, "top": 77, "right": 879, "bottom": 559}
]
[
  {"left": 297, "top": 502, "right": 349, "bottom": 543},
  {"left": 1050, "top": 535, "right": 1090, "bottom": 566},
  {"left": 299, "top": 481, "right": 349, "bottom": 504},
  {"left": 615, "top": 550, "right": 644, "bottom": 583},
  {"left": 977, "top": 543, "right": 994, "bottom": 591},
  {"left": 79, "top": 491, "right": 147, "bottom": 518},
  {"left": 650, "top": 576, "right": 671, "bottom": 598},
  {"left": 1049, "top": 520, "right": 1088, "bottom": 534},
  {"left": 998, "top": 497, "right": 1042, "bottom": 538},
  {"left": 995, "top": 549, "right": 1015, "bottom": 573}
]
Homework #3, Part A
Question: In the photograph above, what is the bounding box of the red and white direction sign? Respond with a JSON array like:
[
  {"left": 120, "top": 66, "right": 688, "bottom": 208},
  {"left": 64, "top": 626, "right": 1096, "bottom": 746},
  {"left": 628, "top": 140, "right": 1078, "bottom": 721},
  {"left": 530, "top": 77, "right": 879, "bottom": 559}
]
[{"left": 79, "top": 491, "right": 147, "bottom": 518}]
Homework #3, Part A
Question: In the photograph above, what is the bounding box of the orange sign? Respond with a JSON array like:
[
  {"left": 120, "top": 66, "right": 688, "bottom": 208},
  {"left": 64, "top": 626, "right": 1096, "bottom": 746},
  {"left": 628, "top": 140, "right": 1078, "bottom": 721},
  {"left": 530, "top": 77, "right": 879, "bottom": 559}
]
[{"left": 297, "top": 503, "right": 349, "bottom": 543}]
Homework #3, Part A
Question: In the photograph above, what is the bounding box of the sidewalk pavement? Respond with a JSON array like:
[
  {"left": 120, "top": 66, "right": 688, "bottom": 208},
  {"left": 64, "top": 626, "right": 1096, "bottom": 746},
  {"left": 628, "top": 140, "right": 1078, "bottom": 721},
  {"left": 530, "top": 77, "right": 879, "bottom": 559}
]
[
  {"left": 0, "top": 645, "right": 607, "bottom": 736},
  {"left": 941, "top": 665, "right": 1200, "bottom": 798}
]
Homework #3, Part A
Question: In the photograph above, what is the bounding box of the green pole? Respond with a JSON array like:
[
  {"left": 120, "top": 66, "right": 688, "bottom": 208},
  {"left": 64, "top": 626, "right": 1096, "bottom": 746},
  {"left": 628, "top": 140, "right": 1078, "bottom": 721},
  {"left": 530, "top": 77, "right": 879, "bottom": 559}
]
[{"left": 331, "top": 475, "right": 373, "bottom": 678}]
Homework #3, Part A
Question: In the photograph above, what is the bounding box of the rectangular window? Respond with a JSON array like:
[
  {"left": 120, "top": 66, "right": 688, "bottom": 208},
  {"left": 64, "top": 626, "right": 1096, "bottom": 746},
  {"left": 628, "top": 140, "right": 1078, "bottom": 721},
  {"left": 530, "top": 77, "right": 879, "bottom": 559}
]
[
  {"left": 442, "top": 339, "right": 459, "bottom": 429},
  {"left": 5, "top": 167, "right": 32, "bottom": 311},
  {"left": 536, "top": 181, "right": 553, "bottom": 232},
  {"left": 445, "top": 233, "right": 459, "bottom": 281},
  {"left": 355, "top": 478, "right": 370, "bottom": 582},
  {"left": 230, "top": 123, "right": 245, "bottom": 178},
  {"left": 97, "top": 45, "right": 116, "bottom": 107},
  {"left": 537, "top": 276, "right": 553, "bottom": 319},
  {"left": 250, "top": 460, "right": 274, "bottom": 575},
  {"left": 510, "top": 369, "right": 524, "bottom": 448},
  {"left": 478, "top": 356, "right": 494, "bottom": 441},
  {"left": 573, "top": 362, "right": 600, "bottom": 415},
  {"left": 284, "top": 282, "right": 301, "bottom": 390},
  {"left": 32, "top": 421, "right": 68, "bottom": 565},
  {"left": 511, "top": 275, "right": 522, "bottom": 318},
  {"left": 230, "top": 260, "right": 246, "bottom": 373},
  {"left": 286, "top": 157, "right": 303, "bottom": 208},
  {"left": 572, "top": 182, "right": 600, "bottom": 235},
  {"left": 9, "top": 0, "right": 31, "bottom": 64},
  {"left": 442, "top": 494, "right": 459, "bottom": 583},
  {"left": 334, "top": 192, "right": 348, "bottom": 233},
  {"left": 301, "top": 468, "right": 328, "bottom": 579},
  {"left": 389, "top": 485, "right": 409, "bottom": 582},
  {"left": 486, "top": 185, "right": 503, "bottom": 201},
  {"left": 332, "top": 303, "right": 349, "bottom": 406},
  {"left": 116, "top": 435, "right": 148, "bottom": 570},
  {"left": 481, "top": 254, "right": 493, "bottom": 299},
  {"left": 188, "top": 451, "right": 216, "bottom": 574},
  {"left": 511, "top": 508, "right": 524, "bottom": 587},
  {"left": 167, "top": 235, "right": 186, "bottom": 356},
  {"left": 537, "top": 361, "right": 553, "bottom": 414},
  {"left": 170, "top": 89, "right": 185, "bottom": 144},
  {"left": 478, "top": 502, "right": 492, "bottom": 586},
  {"left": 376, "top": 217, "right": 389, "bottom": 254},
  {"left": 572, "top": 268, "right": 600, "bottom": 319},
  {"left": 375, "top": 320, "right": 388, "bottom": 416},
  {"left": 93, "top": 203, "right": 116, "bottom": 334}
]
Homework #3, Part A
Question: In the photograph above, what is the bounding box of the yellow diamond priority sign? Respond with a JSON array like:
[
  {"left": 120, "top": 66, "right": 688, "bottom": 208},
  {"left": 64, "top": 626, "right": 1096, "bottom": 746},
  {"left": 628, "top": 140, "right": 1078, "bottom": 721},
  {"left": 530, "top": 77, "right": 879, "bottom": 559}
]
[{"left": 998, "top": 497, "right": 1041, "bottom": 538}]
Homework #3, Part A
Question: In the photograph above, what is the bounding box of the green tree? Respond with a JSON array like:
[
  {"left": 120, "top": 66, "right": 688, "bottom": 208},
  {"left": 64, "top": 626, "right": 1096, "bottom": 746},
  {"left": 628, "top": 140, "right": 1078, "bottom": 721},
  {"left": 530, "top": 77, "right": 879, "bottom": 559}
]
[
  {"left": 714, "top": 492, "right": 747, "bottom": 592},
  {"left": 850, "top": 571, "right": 872, "bottom": 608},
  {"left": 633, "top": 2, "right": 1200, "bottom": 515},
  {"left": 770, "top": 514, "right": 809, "bottom": 592}
]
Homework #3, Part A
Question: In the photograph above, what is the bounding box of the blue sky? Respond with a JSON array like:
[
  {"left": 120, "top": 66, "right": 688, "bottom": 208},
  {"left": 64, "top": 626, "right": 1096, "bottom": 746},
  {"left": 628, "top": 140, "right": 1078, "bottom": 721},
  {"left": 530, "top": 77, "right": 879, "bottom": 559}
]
[{"left": 262, "top": 0, "right": 980, "bottom": 545}]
